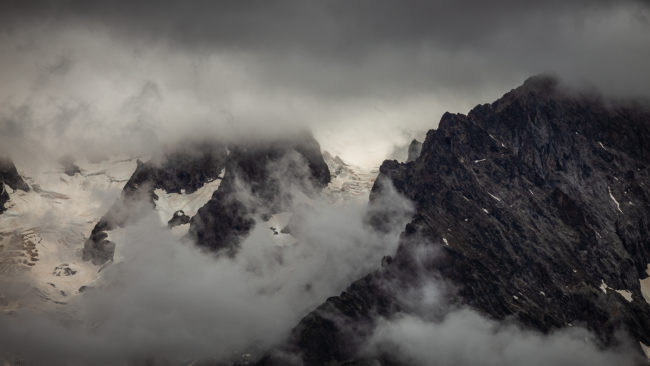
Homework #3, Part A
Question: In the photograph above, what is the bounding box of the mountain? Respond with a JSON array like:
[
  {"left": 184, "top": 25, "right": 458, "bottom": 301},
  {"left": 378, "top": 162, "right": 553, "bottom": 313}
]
[
  {"left": 83, "top": 132, "right": 331, "bottom": 263},
  {"left": 189, "top": 133, "right": 331, "bottom": 255},
  {"left": 82, "top": 142, "right": 229, "bottom": 264},
  {"left": 4, "top": 76, "right": 649, "bottom": 365},
  {"left": 258, "top": 76, "right": 650, "bottom": 365}
]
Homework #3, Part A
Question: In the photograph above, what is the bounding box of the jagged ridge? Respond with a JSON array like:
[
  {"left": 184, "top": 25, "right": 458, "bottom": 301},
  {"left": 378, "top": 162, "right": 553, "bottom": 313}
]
[{"left": 259, "top": 76, "right": 650, "bottom": 365}]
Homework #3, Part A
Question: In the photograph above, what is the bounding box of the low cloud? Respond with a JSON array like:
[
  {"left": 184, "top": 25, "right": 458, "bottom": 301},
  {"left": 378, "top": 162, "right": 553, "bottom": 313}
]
[
  {"left": 365, "top": 310, "right": 639, "bottom": 366},
  {"left": 359, "top": 244, "right": 641, "bottom": 366},
  {"left": 0, "top": 175, "right": 413, "bottom": 365}
]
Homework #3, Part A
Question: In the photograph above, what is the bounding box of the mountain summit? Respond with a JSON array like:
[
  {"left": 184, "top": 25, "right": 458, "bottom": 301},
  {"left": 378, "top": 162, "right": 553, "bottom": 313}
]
[{"left": 258, "top": 76, "right": 650, "bottom": 365}]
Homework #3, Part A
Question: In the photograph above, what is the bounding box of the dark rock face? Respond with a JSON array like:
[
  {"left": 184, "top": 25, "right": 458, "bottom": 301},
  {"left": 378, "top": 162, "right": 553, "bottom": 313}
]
[
  {"left": 0, "top": 184, "right": 8, "bottom": 214},
  {"left": 83, "top": 142, "right": 228, "bottom": 264},
  {"left": 189, "top": 133, "right": 331, "bottom": 255},
  {"left": 405, "top": 139, "right": 422, "bottom": 162},
  {"left": 0, "top": 158, "right": 29, "bottom": 192},
  {"left": 260, "top": 76, "right": 650, "bottom": 365},
  {"left": 168, "top": 210, "right": 191, "bottom": 228},
  {"left": 53, "top": 264, "right": 77, "bottom": 276},
  {"left": 0, "top": 158, "right": 29, "bottom": 213}
]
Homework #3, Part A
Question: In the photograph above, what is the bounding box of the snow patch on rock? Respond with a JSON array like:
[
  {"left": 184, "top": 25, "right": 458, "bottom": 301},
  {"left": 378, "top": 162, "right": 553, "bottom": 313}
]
[
  {"left": 608, "top": 186, "right": 623, "bottom": 213},
  {"left": 615, "top": 289, "right": 633, "bottom": 302},
  {"left": 153, "top": 169, "right": 224, "bottom": 225},
  {"left": 487, "top": 193, "right": 501, "bottom": 202},
  {"left": 599, "top": 280, "right": 608, "bottom": 294}
]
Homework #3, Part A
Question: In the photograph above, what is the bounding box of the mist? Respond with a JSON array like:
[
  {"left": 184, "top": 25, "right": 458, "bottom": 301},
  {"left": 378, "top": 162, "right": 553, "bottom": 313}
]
[
  {"left": 359, "top": 245, "right": 642, "bottom": 366},
  {"left": 0, "top": 175, "right": 414, "bottom": 365},
  {"left": 365, "top": 310, "right": 639, "bottom": 366}
]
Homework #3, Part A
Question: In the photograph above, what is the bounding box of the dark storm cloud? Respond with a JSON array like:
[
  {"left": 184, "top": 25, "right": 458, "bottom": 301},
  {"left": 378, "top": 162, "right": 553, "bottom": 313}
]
[
  {"left": 0, "top": 1, "right": 644, "bottom": 50},
  {"left": 1, "top": 0, "right": 647, "bottom": 103},
  {"left": 0, "top": 0, "right": 649, "bottom": 165},
  {"left": 2, "top": 0, "right": 650, "bottom": 79}
]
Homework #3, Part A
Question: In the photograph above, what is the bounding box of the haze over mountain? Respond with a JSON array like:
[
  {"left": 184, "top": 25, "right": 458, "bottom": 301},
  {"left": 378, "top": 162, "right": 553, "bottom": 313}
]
[{"left": 1, "top": 1, "right": 650, "bottom": 366}]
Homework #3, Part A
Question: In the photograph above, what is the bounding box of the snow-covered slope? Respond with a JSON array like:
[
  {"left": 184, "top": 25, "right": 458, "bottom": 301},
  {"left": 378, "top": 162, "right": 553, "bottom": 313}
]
[
  {"left": 153, "top": 169, "right": 225, "bottom": 237},
  {"left": 0, "top": 156, "right": 138, "bottom": 311},
  {"left": 0, "top": 147, "right": 377, "bottom": 313},
  {"left": 322, "top": 151, "right": 378, "bottom": 202}
]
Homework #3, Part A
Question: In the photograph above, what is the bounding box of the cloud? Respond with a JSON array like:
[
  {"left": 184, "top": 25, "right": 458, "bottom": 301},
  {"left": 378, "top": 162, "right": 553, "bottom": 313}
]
[
  {"left": 357, "top": 243, "right": 642, "bottom": 366},
  {"left": 0, "top": 175, "right": 414, "bottom": 365},
  {"left": 1, "top": 1, "right": 649, "bottom": 167},
  {"left": 365, "top": 310, "right": 640, "bottom": 366}
]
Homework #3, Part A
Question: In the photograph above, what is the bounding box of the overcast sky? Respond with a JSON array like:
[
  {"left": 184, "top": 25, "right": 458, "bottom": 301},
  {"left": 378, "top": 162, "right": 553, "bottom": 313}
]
[{"left": 1, "top": 0, "right": 649, "bottom": 166}]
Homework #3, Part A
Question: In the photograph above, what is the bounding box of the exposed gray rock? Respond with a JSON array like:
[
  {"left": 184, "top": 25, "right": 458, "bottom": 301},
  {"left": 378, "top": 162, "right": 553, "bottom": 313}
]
[
  {"left": 405, "top": 139, "right": 422, "bottom": 162},
  {"left": 168, "top": 210, "right": 191, "bottom": 228},
  {"left": 52, "top": 264, "right": 77, "bottom": 276}
]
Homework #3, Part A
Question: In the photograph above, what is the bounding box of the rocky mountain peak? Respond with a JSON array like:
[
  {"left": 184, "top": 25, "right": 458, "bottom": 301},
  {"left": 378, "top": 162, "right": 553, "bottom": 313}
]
[{"left": 257, "top": 77, "right": 650, "bottom": 365}]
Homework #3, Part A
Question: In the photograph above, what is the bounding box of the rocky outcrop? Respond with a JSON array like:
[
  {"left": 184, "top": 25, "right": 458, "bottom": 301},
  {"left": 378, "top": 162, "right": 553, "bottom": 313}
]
[
  {"left": 83, "top": 141, "right": 228, "bottom": 264},
  {"left": 0, "top": 158, "right": 29, "bottom": 213},
  {"left": 0, "top": 158, "right": 29, "bottom": 192},
  {"left": 189, "top": 133, "right": 331, "bottom": 255},
  {"left": 259, "top": 76, "right": 650, "bottom": 365},
  {"left": 168, "top": 210, "right": 191, "bottom": 228},
  {"left": 0, "top": 183, "right": 9, "bottom": 214},
  {"left": 405, "top": 139, "right": 422, "bottom": 162}
]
